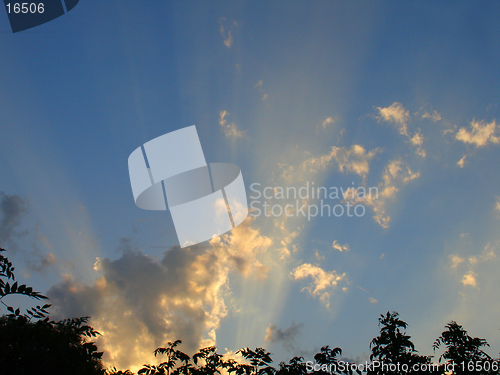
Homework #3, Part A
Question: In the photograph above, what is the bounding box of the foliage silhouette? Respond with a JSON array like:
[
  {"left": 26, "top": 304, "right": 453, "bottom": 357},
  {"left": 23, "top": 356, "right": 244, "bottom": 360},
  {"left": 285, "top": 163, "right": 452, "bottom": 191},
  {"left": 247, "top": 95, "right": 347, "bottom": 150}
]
[
  {"left": 2, "top": 248, "right": 500, "bottom": 375},
  {"left": 139, "top": 339, "right": 195, "bottom": 375},
  {"left": 1, "top": 247, "right": 50, "bottom": 319},
  {"left": 0, "top": 314, "right": 105, "bottom": 375},
  {"left": 237, "top": 347, "right": 275, "bottom": 375},
  {"left": 106, "top": 312, "right": 500, "bottom": 375},
  {"left": 433, "top": 321, "right": 496, "bottom": 375},
  {"left": 107, "top": 369, "right": 135, "bottom": 375},
  {"left": 0, "top": 248, "right": 105, "bottom": 375},
  {"left": 311, "top": 345, "right": 359, "bottom": 375},
  {"left": 276, "top": 356, "right": 307, "bottom": 375},
  {"left": 368, "top": 311, "right": 434, "bottom": 375}
]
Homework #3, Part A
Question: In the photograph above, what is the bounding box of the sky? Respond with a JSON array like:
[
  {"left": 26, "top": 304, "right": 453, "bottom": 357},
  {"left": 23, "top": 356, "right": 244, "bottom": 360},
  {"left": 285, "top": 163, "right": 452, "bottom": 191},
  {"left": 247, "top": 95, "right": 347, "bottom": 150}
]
[{"left": 1, "top": 0, "right": 500, "bottom": 371}]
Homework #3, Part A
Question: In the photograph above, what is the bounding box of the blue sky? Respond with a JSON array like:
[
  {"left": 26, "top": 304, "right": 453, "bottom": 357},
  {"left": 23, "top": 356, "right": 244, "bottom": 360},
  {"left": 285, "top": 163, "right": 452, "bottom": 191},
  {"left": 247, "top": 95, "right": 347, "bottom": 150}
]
[{"left": 1, "top": 0, "right": 500, "bottom": 371}]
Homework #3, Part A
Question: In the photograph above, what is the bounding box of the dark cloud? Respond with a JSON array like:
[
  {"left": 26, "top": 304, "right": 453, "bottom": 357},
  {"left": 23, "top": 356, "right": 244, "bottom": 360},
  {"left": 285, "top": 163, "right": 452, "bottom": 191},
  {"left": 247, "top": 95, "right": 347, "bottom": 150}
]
[
  {"left": 48, "top": 242, "right": 210, "bottom": 368},
  {"left": 0, "top": 192, "right": 29, "bottom": 248},
  {"left": 47, "top": 221, "right": 272, "bottom": 371},
  {"left": 265, "top": 321, "right": 304, "bottom": 351},
  {"left": 24, "top": 251, "right": 56, "bottom": 273}
]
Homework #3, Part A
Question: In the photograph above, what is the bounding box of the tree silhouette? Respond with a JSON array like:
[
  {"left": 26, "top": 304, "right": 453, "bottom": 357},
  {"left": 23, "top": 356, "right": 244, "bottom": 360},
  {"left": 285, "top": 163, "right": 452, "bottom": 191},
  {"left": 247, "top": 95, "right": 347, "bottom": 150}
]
[
  {"left": 368, "top": 311, "right": 434, "bottom": 375},
  {"left": 237, "top": 347, "right": 275, "bottom": 375},
  {"left": 107, "top": 368, "right": 135, "bottom": 375},
  {"left": 312, "top": 345, "right": 360, "bottom": 375},
  {"left": 276, "top": 356, "right": 307, "bottom": 375},
  {"left": 0, "top": 248, "right": 105, "bottom": 375},
  {"left": 1, "top": 247, "right": 50, "bottom": 319},
  {"left": 135, "top": 312, "right": 500, "bottom": 375},
  {"left": 0, "top": 315, "right": 105, "bottom": 375},
  {"left": 139, "top": 340, "right": 195, "bottom": 375},
  {"left": 433, "top": 321, "right": 497, "bottom": 375},
  {"left": 3, "top": 248, "right": 500, "bottom": 375}
]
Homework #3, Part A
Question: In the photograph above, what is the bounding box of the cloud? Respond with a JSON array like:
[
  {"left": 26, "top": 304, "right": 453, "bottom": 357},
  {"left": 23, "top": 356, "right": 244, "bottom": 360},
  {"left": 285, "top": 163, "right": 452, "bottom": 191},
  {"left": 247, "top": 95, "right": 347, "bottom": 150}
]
[
  {"left": 453, "top": 119, "right": 500, "bottom": 167},
  {"left": 291, "top": 263, "right": 346, "bottom": 309},
  {"left": 0, "top": 193, "right": 58, "bottom": 276},
  {"left": 24, "top": 251, "right": 56, "bottom": 274},
  {"left": 48, "top": 220, "right": 272, "bottom": 371},
  {"left": 449, "top": 254, "right": 465, "bottom": 268},
  {"left": 455, "top": 119, "right": 499, "bottom": 148},
  {"left": 300, "top": 145, "right": 380, "bottom": 179},
  {"left": 254, "top": 79, "right": 268, "bottom": 101},
  {"left": 275, "top": 221, "right": 299, "bottom": 260},
  {"left": 375, "top": 102, "right": 426, "bottom": 157},
  {"left": 0, "top": 192, "right": 29, "bottom": 248},
  {"left": 357, "top": 286, "right": 369, "bottom": 293},
  {"left": 218, "top": 18, "right": 237, "bottom": 48},
  {"left": 368, "top": 297, "right": 378, "bottom": 304},
  {"left": 462, "top": 271, "right": 477, "bottom": 287},
  {"left": 371, "top": 159, "right": 420, "bottom": 227},
  {"left": 449, "top": 244, "right": 496, "bottom": 289},
  {"left": 457, "top": 155, "right": 467, "bottom": 168},
  {"left": 219, "top": 110, "right": 245, "bottom": 139},
  {"left": 344, "top": 159, "right": 420, "bottom": 228},
  {"left": 321, "top": 117, "right": 335, "bottom": 129},
  {"left": 314, "top": 249, "right": 324, "bottom": 262},
  {"left": 410, "top": 130, "right": 426, "bottom": 158},
  {"left": 264, "top": 321, "right": 303, "bottom": 351},
  {"left": 422, "top": 110, "right": 441, "bottom": 122},
  {"left": 496, "top": 197, "right": 500, "bottom": 212},
  {"left": 468, "top": 246, "right": 495, "bottom": 265},
  {"left": 375, "top": 102, "right": 410, "bottom": 137},
  {"left": 332, "top": 240, "right": 349, "bottom": 252}
]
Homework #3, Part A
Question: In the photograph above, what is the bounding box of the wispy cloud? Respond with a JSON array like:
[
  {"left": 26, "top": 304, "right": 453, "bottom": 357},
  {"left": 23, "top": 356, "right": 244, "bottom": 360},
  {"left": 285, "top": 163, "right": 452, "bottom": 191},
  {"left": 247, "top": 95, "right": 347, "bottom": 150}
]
[
  {"left": 254, "top": 79, "right": 269, "bottom": 101},
  {"left": 275, "top": 221, "right": 299, "bottom": 260},
  {"left": 449, "top": 254, "right": 465, "bottom": 268},
  {"left": 300, "top": 145, "right": 380, "bottom": 179},
  {"left": 449, "top": 243, "right": 496, "bottom": 288},
  {"left": 344, "top": 159, "right": 420, "bottom": 228},
  {"left": 375, "top": 102, "right": 426, "bottom": 157},
  {"left": 375, "top": 102, "right": 410, "bottom": 137},
  {"left": 332, "top": 240, "right": 349, "bottom": 252},
  {"left": 422, "top": 110, "right": 441, "bottom": 122},
  {"left": 321, "top": 117, "right": 335, "bottom": 129},
  {"left": 454, "top": 119, "right": 499, "bottom": 167},
  {"left": 24, "top": 251, "right": 56, "bottom": 274},
  {"left": 218, "top": 18, "right": 238, "bottom": 48},
  {"left": 457, "top": 155, "right": 467, "bottom": 168},
  {"left": 455, "top": 119, "right": 499, "bottom": 148},
  {"left": 410, "top": 130, "right": 426, "bottom": 158},
  {"left": 219, "top": 110, "right": 245, "bottom": 139},
  {"left": 291, "top": 263, "right": 346, "bottom": 309}
]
